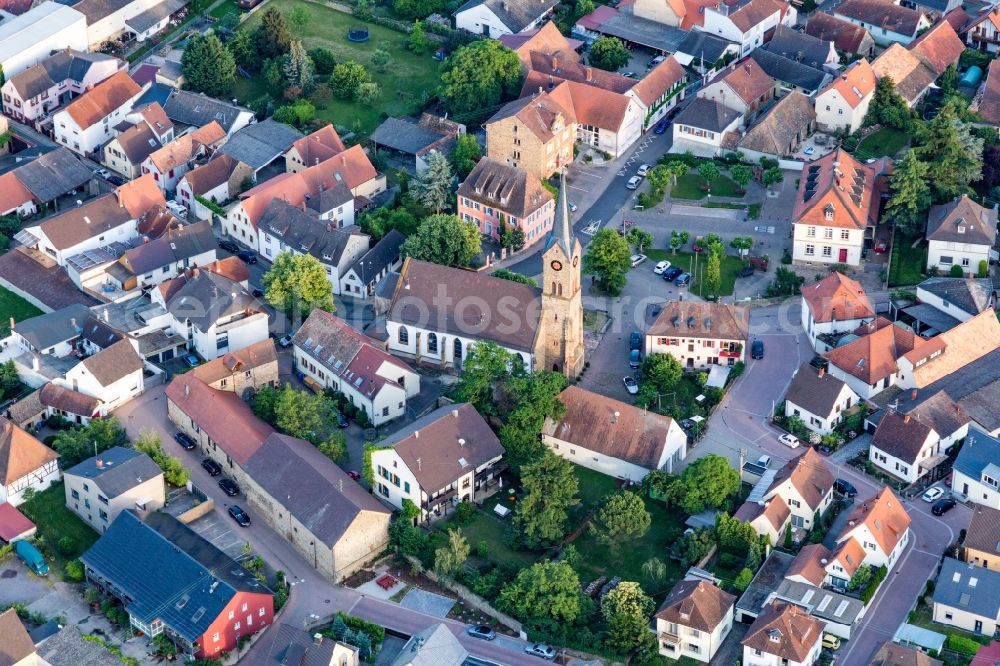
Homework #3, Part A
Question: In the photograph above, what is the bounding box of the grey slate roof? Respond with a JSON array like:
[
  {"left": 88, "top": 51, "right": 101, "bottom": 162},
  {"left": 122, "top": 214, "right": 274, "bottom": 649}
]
[
  {"left": 268, "top": 624, "right": 357, "bottom": 666},
  {"left": 14, "top": 303, "right": 93, "bottom": 351},
  {"left": 917, "top": 277, "right": 995, "bottom": 318},
  {"left": 673, "top": 97, "right": 741, "bottom": 132},
  {"left": 454, "top": 0, "right": 558, "bottom": 33},
  {"left": 926, "top": 195, "right": 998, "bottom": 246},
  {"left": 80, "top": 339, "right": 143, "bottom": 386},
  {"left": 750, "top": 49, "right": 830, "bottom": 93},
  {"left": 257, "top": 199, "right": 364, "bottom": 267},
  {"left": 933, "top": 557, "right": 1000, "bottom": 619},
  {"left": 903, "top": 348, "right": 1000, "bottom": 433},
  {"left": 774, "top": 579, "right": 864, "bottom": 626},
  {"left": 589, "top": 10, "right": 687, "bottom": 52},
  {"left": 953, "top": 427, "right": 1000, "bottom": 483},
  {"left": 13, "top": 147, "right": 93, "bottom": 203},
  {"left": 163, "top": 90, "right": 250, "bottom": 133},
  {"left": 739, "top": 90, "right": 816, "bottom": 156},
  {"left": 243, "top": 433, "right": 389, "bottom": 548},
  {"left": 347, "top": 228, "right": 404, "bottom": 280},
  {"left": 8, "top": 49, "right": 118, "bottom": 100},
  {"left": 124, "top": 0, "right": 183, "bottom": 32},
  {"left": 217, "top": 119, "right": 301, "bottom": 170},
  {"left": 64, "top": 446, "right": 162, "bottom": 499},
  {"left": 70, "top": 0, "right": 134, "bottom": 24},
  {"left": 35, "top": 625, "right": 122, "bottom": 666},
  {"left": 369, "top": 117, "right": 450, "bottom": 156},
  {"left": 120, "top": 219, "right": 217, "bottom": 276},
  {"left": 391, "top": 623, "right": 468, "bottom": 666},
  {"left": 162, "top": 268, "right": 259, "bottom": 332},
  {"left": 80, "top": 511, "right": 271, "bottom": 642},
  {"left": 764, "top": 25, "right": 836, "bottom": 67},
  {"left": 784, "top": 363, "right": 851, "bottom": 419},
  {"left": 676, "top": 31, "right": 736, "bottom": 65}
]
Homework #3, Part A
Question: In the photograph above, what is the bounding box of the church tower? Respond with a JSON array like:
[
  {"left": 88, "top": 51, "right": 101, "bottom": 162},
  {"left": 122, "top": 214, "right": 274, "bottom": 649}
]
[{"left": 534, "top": 172, "right": 585, "bottom": 378}]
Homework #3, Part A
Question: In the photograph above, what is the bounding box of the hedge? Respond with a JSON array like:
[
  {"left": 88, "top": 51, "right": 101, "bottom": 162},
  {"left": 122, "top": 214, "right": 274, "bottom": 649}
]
[
  {"left": 945, "top": 634, "right": 981, "bottom": 656},
  {"left": 860, "top": 565, "right": 888, "bottom": 604},
  {"left": 336, "top": 611, "right": 385, "bottom": 649}
]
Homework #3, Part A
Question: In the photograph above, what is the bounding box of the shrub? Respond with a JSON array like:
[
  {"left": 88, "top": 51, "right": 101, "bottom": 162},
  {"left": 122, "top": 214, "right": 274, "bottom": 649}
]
[
  {"left": 949, "top": 264, "right": 965, "bottom": 277},
  {"left": 946, "top": 634, "right": 981, "bottom": 656},
  {"left": 860, "top": 565, "right": 888, "bottom": 604},
  {"left": 978, "top": 260, "right": 988, "bottom": 278},
  {"left": 64, "top": 559, "right": 85, "bottom": 581},
  {"left": 57, "top": 536, "right": 76, "bottom": 556}
]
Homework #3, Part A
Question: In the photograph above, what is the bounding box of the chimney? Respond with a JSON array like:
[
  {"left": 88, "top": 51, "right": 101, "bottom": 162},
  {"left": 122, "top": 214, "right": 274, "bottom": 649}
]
[
  {"left": 820, "top": 558, "right": 828, "bottom": 565},
  {"left": 585, "top": 67, "right": 592, "bottom": 81},
  {"left": 70, "top": 318, "right": 77, "bottom": 329},
  {"left": 903, "top": 414, "right": 911, "bottom": 423},
  {"left": 453, "top": 408, "right": 459, "bottom": 418},
  {"left": 184, "top": 383, "right": 190, "bottom": 397},
  {"left": 97, "top": 458, "right": 104, "bottom": 468},
  {"left": 417, "top": 458, "right": 421, "bottom": 471},
  {"left": 414, "top": 430, "right": 419, "bottom": 439},
  {"left": 143, "top": 236, "right": 150, "bottom": 244},
  {"left": 313, "top": 634, "right": 323, "bottom": 646},
  {"left": 817, "top": 367, "right": 825, "bottom": 378},
  {"left": 612, "top": 410, "right": 620, "bottom": 424},
  {"left": 458, "top": 438, "right": 466, "bottom": 447},
  {"left": 103, "top": 308, "right": 109, "bottom": 322},
  {"left": 32, "top": 355, "right": 39, "bottom": 371},
  {"left": 8, "top": 317, "right": 13, "bottom": 331},
  {"left": 955, "top": 404, "right": 962, "bottom": 414},
  {"left": 911, "top": 389, "right": 918, "bottom": 400}
]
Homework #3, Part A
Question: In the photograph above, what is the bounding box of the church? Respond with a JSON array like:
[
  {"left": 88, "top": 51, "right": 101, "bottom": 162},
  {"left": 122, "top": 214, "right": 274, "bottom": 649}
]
[{"left": 384, "top": 175, "right": 584, "bottom": 378}]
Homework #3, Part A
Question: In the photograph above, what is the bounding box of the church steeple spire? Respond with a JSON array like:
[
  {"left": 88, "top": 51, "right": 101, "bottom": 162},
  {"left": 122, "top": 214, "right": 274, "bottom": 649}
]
[{"left": 544, "top": 170, "right": 574, "bottom": 257}]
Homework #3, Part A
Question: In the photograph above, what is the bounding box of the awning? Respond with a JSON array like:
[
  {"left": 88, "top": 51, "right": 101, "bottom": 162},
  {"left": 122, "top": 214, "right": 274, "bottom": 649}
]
[
  {"left": 13, "top": 229, "right": 39, "bottom": 247},
  {"left": 919, "top": 454, "right": 948, "bottom": 471}
]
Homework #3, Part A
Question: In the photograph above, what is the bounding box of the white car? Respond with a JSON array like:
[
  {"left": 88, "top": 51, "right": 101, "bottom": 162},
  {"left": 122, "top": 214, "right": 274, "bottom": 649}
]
[
  {"left": 623, "top": 376, "right": 639, "bottom": 394},
  {"left": 778, "top": 433, "right": 800, "bottom": 448},
  {"left": 630, "top": 254, "right": 647, "bottom": 267},
  {"left": 637, "top": 164, "right": 651, "bottom": 177},
  {"left": 653, "top": 260, "right": 671, "bottom": 274},
  {"left": 922, "top": 486, "right": 945, "bottom": 502},
  {"left": 626, "top": 175, "right": 642, "bottom": 190},
  {"left": 569, "top": 203, "right": 578, "bottom": 212},
  {"left": 93, "top": 168, "right": 111, "bottom": 179}
]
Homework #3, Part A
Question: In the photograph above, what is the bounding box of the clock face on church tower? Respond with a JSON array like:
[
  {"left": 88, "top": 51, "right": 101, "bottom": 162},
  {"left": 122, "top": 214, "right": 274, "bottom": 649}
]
[
  {"left": 550, "top": 260, "right": 563, "bottom": 271},
  {"left": 572, "top": 256, "right": 579, "bottom": 267}
]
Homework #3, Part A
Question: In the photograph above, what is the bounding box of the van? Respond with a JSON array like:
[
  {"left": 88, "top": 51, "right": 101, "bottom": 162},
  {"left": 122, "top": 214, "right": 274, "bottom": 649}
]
[
  {"left": 15, "top": 540, "right": 49, "bottom": 576},
  {"left": 756, "top": 454, "right": 771, "bottom": 468},
  {"left": 821, "top": 634, "right": 841, "bottom": 651}
]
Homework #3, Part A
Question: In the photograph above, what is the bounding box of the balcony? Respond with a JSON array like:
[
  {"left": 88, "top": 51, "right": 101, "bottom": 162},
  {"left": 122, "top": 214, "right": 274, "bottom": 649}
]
[
  {"left": 659, "top": 632, "right": 681, "bottom": 646},
  {"left": 422, "top": 487, "right": 457, "bottom": 511}
]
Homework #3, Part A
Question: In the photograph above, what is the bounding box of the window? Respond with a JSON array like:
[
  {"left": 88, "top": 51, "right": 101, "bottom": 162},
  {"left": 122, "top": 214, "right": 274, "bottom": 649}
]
[
  {"left": 427, "top": 332, "right": 437, "bottom": 353},
  {"left": 404, "top": 481, "right": 410, "bottom": 493},
  {"left": 72, "top": 489, "right": 79, "bottom": 499},
  {"left": 805, "top": 245, "right": 815, "bottom": 256},
  {"left": 398, "top": 326, "right": 409, "bottom": 344},
  {"left": 234, "top": 622, "right": 241, "bottom": 631},
  {"left": 940, "top": 255, "right": 953, "bottom": 265},
  {"left": 258, "top": 607, "right": 266, "bottom": 617},
  {"left": 242, "top": 603, "right": 248, "bottom": 612},
  {"left": 841, "top": 229, "right": 850, "bottom": 240},
  {"left": 823, "top": 228, "right": 833, "bottom": 238},
  {"left": 822, "top": 246, "right": 832, "bottom": 257},
  {"left": 213, "top": 633, "right": 220, "bottom": 642},
  {"left": 807, "top": 226, "right": 816, "bottom": 237},
  {"left": 99, "top": 509, "right": 108, "bottom": 521},
  {"left": 382, "top": 406, "right": 389, "bottom": 416},
  {"left": 962, "top": 258, "right": 970, "bottom": 267}
]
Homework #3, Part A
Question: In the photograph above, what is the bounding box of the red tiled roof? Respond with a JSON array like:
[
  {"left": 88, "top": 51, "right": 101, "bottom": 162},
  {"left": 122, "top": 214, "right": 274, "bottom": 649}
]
[
  {"left": 908, "top": 19, "right": 964, "bottom": 76},
  {"left": 839, "top": 487, "right": 911, "bottom": 556},
  {"left": 64, "top": 71, "right": 141, "bottom": 130},
  {"left": 0, "top": 501, "right": 35, "bottom": 541},
  {"left": 792, "top": 148, "right": 879, "bottom": 231},
  {"left": 800, "top": 271, "right": 875, "bottom": 323}
]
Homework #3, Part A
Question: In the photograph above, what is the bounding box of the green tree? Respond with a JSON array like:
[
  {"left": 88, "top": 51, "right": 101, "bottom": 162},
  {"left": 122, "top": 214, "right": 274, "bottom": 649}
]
[
  {"left": 664, "top": 161, "right": 688, "bottom": 187},
  {"left": 762, "top": 166, "right": 783, "bottom": 191},
  {"left": 847, "top": 564, "right": 872, "bottom": 591},
  {"left": 669, "top": 229, "right": 690, "bottom": 254},
  {"left": 602, "top": 582, "right": 655, "bottom": 653},
  {"left": 451, "top": 342, "right": 516, "bottom": 416},
  {"left": 273, "top": 99, "right": 316, "bottom": 127},
  {"left": 449, "top": 133, "right": 482, "bottom": 179},
  {"left": 636, "top": 353, "right": 683, "bottom": 410},
  {"left": 254, "top": 7, "right": 291, "bottom": 60},
  {"left": 370, "top": 48, "right": 391, "bottom": 73},
  {"left": 642, "top": 557, "right": 668, "bottom": 586},
  {"left": 329, "top": 61, "right": 372, "bottom": 100},
  {"left": 359, "top": 206, "right": 419, "bottom": 240},
  {"left": 733, "top": 567, "right": 754, "bottom": 592},
  {"left": 768, "top": 266, "right": 805, "bottom": 297},
  {"left": 356, "top": 81, "right": 381, "bottom": 105},
  {"left": 393, "top": 0, "right": 441, "bottom": 20},
  {"left": 497, "top": 561, "right": 582, "bottom": 622},
  {"left": 730, "top": 235, "right": 753, "bottom": 257},
  {"left": 401, "top": 214, "right": 480, "bottom": 266},
  {"left": 134, "top": 430, "right": 190, "bottom": 487},
  {"left": 318, "top": 431, "right": 348, "bottom": 464},
  {"left": 490, "top": 268, "right": 536, "bottom": 287},
  {"left": 181, "top": 34, "right": 236, "bottom": 96},
  {"left": 626, "top": 227, "right": 653, "bottom": 252},
  {"left": 864, "top": 76, "right": 912, "bottom": 130},
  {"left": 263, "top": 252, "right": 334, "bottom": 317},
  {"left": 353, "top": 0, "right": 373, "bottom": 19},
  {"left": 939, "top": 63, "right": 959, "bottom": 96},
  {"left": 308, "top": 47, "right": 337, "bottom": 75},
  {"left": 498, "top": 371, "right": 566, "bottom": 472},
  {"left": 407, "top": 19, "right": 432, "bottom": 53},
  {"left": 433, "top": 529, "right": 470, "bottom": 579},
  {"left": 730, "top": 164, "right": 753, "bottom": 190},
  {"left": 677, "top": 527, "right": 714, "bottom": 567},
  {"left": 283, "top": 40, "right": 314, "bottom": 91},
  {"left": 583, "top": 228, "right": 631, "bottom": 295},
  {"left": 592, "top": 491, "right": 651, "bottom": 546},
  {"left": 665, "top": 454, "right": 740, "bottom": 514},
  {"left": 644, "top": 165, "right": 672, "bottom": 195},
  {"left": 439, "top": 40, "right": 521, "bottom": 116},
  {"left": 705, "top": 250, "right": 721, "bottom": 295},
  {"left": 227, "top": 30, "right": 256, "bottom": 70},
  {"left": 575, "top": 0, "right": 594, "bottom": 18},
  {"left": 409, "top": 151, "right": 455, "bottom": 212},
  {"left": 0, "top": 64, "right": 4, "bottom": 88},
  {"left": 514, "top": 452, "right": 580, "bottom": 548},
  {"left": 884, "top": 151, "right": 931, "bottom": 234},
  {"left": 263, "top": 57, "right": 286, "bottom": 90},
  {"left": 589, "top": 36, "right": 629, "bottom": 71},
  {"left": 0, "top": 360, "right": 22, "bottom": 398},
  {"left": 51, "top": 418, "right": 128, "bottom": 467},
  {"left": 913, "top": 104, "right": 983, "bottom": 201},
  {"left": 698, "top": 161, "right": 720, "bottom": 193}
]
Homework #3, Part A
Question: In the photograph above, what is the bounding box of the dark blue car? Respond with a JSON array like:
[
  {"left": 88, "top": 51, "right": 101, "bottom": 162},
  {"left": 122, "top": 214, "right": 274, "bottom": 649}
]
[{"left": 654, "top": 119, "right": 668, "bottom": 134}]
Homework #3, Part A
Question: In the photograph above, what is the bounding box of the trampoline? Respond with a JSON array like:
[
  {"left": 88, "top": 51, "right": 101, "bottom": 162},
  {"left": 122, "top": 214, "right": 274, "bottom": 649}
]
[{"left": 347, "top": 26, "right": 370, "bottom": 41}]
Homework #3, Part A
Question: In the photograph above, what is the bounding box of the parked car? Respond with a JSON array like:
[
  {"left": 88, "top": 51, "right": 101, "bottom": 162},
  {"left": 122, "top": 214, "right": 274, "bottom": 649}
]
[
  {"left": 778, "top": 433, "right": 800, "bottom": 448},
  {"left": 229, "top": 505, "right": 251, "bottom": 527},
  {"left": 654, "top": 119, "right": 668, "bottom": 134},
  {"left": 347, "top": 471, "right": 361, "bottom": 481},
  {"left": 467, "top": 625, "right": 497, "bottom": 641},
  {"left": 183, "top": 353, "right": 199, "bottom": 368},
  {"left": 751, "top": 339, "right": 764, "bottom": 359},
  {"left": 237, "top": 249, "right": 258, "bottom": 264},
  {"left": 647, "top": 55, "right": 666, "bottom": 68},
  {"left": 875, "top": 239, "right": 889, "bottom": 253},
  {"left": 623, "top": 376, "right": 639, "bottom": 394},
  {"left": 822, "top": 634, "right": 841, "bottom": 651},
  {"left": 569, "top": 203, "right": 578, "bottom": 212},
  {"left": 630, "top": 254, "right": 647, "bottom": 267},
  {"left": 219, "top": 478, "right": 240, "bottom": 496},
  {"left": 278, "top": 334, "right": 294, "bottom": 348},
  {"left": 636, "top": 164, "right": 651, "bottom": 177},
  {"left": 201, "top": 458, "right": 222, "bottom": 476},
  {"left": 810, "top": 355, "right": 828, "bottom": 370},
  {"left": 219, "top": 239, "right": 240, "bottom": 253},
  {"left": 756, "top": 454, "right": 772, "bottom": 468},
  {"left": 737, "top": 266, "right": 754, "bottom": 278},
  {"left": 107, "top": 174, "right": 127, "bottom": 186},
  {"left": 251, "top": 288, "right": 264, "bottom": 298},
  {"left": 626, "top": 175, "right": 642, "bottom": 190},
  {"left": 93, "top": 168, "right": 111, "bottom": 179},
  {"left": 932, "top": 498, "right": 956, "bottom": 515},
  {"left": 922, "top": 486, "right": 945, "bottom": 502},
  {"left": 525, "top": 644, "right": 557, "bottom": 660},
  {"left": 663, "top": 267, "right": 683, "bottom": 281},
  {"left": 629, "top": 331, "right": 642, "bottom": 350},
  {"left": 629, "top": 349, "right": 641, "bottom": 369},
  {"left": 621, "top": 71, "right": 638, "bottom": 79},
  {"left": 834, "top": 478, "right": 857, "bottom": 497},
  {"left": 675, "top": 272, "right": 691, "bottom": 286},
  {"left": 815, "top": 445, "right": 832, "bottom": 456},
  {"left": 174, "top": 432, "right": 196, "bottom": 450},
  {"left": 337, "top": 411, "right": 349, "bottom": 428},
  {"left": 653, "top": 260, "right": 671, "bottom": 274},
  {"left": 15, "top": 540, "right": 48, "bottom": 575}
]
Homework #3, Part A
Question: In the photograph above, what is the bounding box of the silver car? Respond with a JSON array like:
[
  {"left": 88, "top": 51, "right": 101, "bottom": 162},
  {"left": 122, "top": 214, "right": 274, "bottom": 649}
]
[
  {"left": 525, "top": 643, "right": 556, "bottom": 660},
  {"left": 626, "top": 175, "right": 642, "bottom": 190}
]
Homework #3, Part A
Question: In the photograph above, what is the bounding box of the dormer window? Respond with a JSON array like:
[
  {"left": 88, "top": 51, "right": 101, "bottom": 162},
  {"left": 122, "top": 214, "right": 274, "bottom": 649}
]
[
  {"left": 957, "top": 225, "right": 965, "bottom": 234},
  {"left": 824, "top": 205, "right": 834, "bottom": 221}
]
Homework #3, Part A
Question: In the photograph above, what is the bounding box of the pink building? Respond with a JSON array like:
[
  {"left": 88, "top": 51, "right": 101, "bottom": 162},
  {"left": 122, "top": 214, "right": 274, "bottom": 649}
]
[{"left": 457, "top": 157, "right": 555, "bottom": 250}]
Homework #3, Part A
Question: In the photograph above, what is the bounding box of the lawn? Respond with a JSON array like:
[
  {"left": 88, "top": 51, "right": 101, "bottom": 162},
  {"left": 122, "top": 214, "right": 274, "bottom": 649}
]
[
  {"left": 0, "top": 286, "right": 42, "bottom": 336},
  {"left": 671, "top": 172, "right": 743, "bottom": 200},
  {"left": 854, "top": 127, "right": 909, "bottom": 160},
  {"left": 646, "top": 249, "right": 744, "bottom": 298},
  {"left": 238, "top": 0, "right": 443, "bottom": 136},
  {"left": 451, "top": 507, "right": 538, "bottom": 568},
  {"left": 888, "top": 231, "right": 928, "bottom": 287},
  {"left": 209, "top": 0, "right": 239, "bottom": 19},
  {"left": 19, "top": 482, "right": 99, "bottom": 580},
  {"left": 568, "top": 481, "right": 685, "bottom": 597}
]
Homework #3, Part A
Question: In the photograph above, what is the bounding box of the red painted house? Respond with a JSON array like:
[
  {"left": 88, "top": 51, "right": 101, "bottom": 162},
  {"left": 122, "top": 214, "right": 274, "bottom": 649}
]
[{"left": 80, "top": 510, "right": 273, "bottom": 657}]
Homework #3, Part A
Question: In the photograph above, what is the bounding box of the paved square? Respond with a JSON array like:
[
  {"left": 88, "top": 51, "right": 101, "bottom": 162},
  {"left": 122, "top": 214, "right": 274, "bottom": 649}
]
[{"left": 399, "top": 587, "right": 455, "bottom": 618}]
